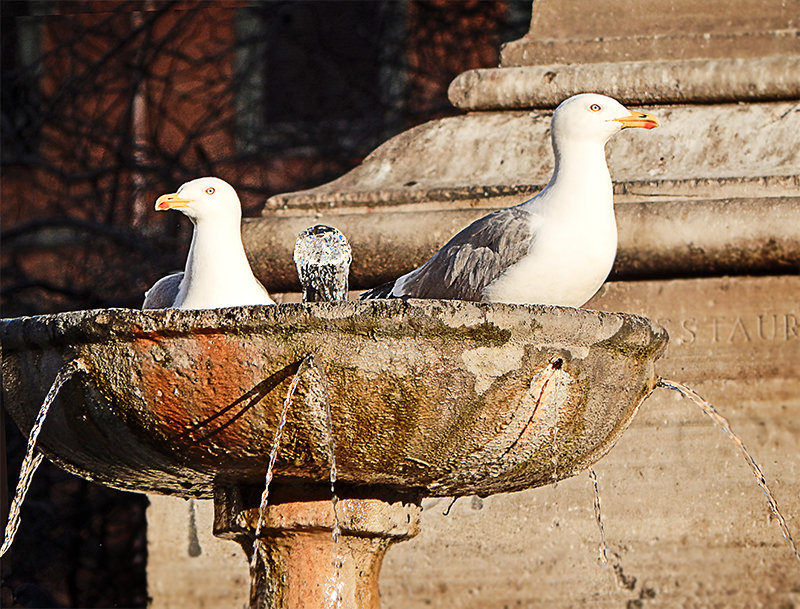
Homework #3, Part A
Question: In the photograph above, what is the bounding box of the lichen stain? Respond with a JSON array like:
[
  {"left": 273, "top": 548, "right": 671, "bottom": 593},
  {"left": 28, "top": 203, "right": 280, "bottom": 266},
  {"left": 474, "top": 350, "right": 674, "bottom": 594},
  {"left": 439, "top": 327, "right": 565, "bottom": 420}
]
[
  {"left": 461, "top": 343, "right": 525, "bottom": 394},
  {"left": 595, "top": 319, "right": 668, "bottom": 364}
]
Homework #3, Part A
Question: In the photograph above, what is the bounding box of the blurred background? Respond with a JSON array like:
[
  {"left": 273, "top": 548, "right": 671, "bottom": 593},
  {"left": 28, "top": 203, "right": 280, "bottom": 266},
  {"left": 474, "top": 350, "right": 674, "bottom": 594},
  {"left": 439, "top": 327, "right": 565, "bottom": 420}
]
[{"left": 0, "top": 1, "right": 530, "bottom": 606}]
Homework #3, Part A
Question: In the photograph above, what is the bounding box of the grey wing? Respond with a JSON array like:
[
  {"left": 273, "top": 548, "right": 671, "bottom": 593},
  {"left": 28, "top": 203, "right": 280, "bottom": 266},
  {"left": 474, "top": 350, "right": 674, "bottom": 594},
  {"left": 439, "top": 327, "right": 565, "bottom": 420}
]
[
  {"left": 142, "top": 272, "right": 183, "bottom": 309},
  {"left": 358, "top": 278, "right": 398, "bottom": 300},
  {"left": 393, "top": 207, "right": 534, "bottom": 301}
]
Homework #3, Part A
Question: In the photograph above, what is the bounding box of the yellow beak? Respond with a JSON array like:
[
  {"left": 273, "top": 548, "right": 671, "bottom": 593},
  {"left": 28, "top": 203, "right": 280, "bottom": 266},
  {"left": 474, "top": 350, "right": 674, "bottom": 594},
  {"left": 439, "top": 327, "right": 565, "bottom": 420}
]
[
  {"left": 613, "top": 109, "right": 659, "bottom": 130},
  {"left": 155, "top": 192, "right": 192, "bottom": 211}
]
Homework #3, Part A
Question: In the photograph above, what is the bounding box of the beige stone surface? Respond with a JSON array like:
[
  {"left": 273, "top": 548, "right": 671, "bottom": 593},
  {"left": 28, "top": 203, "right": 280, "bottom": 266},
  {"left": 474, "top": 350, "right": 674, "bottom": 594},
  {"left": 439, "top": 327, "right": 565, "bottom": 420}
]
[
  {"left": 147, "top": 495, "right": 249, "bottom": 609},
  {"left": 500, "top": 0, "right": 800, "bottom": 65},
  {"left": 515, "top": 0, "right": 798, "bottom": 43},
  {"left": 147, "top": 275, "right": 800, "bottom": 608},
  {"left": 449, "top": 57, "right": 800, "bottom": 110},
  {"left": 264, "top": 103, "right": 800, "bottom": 205}
]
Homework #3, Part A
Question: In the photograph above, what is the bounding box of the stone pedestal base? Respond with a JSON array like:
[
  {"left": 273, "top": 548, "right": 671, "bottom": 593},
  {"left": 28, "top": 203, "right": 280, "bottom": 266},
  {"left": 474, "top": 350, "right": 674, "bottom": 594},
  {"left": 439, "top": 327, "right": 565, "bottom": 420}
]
[{"left": 213, "top": 486, "right": 421, "bottom": 609}]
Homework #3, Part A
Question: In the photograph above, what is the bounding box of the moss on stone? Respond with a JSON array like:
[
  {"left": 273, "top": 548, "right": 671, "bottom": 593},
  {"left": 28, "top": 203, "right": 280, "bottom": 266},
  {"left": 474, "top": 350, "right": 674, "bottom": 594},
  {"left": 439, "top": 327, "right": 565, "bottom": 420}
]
[
  {"left": 265, "top": 313, "right": 512, "bottom": 348},
  {"left": 594, "top": 322, "right": 668, "bottom": 363}
]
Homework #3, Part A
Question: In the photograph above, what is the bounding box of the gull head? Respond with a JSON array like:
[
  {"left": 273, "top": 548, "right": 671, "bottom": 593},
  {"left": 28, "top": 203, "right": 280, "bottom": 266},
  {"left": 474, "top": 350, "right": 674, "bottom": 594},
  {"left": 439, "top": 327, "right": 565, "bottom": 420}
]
[
  {"left": 155, "top": 177, "right": 242, "bottom": 223},
  {"left": 551, "top": 93, "right": 658, "bottom": 146}
]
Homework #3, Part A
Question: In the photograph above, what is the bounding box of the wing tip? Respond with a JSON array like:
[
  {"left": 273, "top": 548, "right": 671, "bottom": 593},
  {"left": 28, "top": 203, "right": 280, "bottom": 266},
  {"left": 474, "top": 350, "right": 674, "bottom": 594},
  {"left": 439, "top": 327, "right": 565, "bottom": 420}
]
[{"left": 359, "top": 280, "right": 398, "bottom": 300}]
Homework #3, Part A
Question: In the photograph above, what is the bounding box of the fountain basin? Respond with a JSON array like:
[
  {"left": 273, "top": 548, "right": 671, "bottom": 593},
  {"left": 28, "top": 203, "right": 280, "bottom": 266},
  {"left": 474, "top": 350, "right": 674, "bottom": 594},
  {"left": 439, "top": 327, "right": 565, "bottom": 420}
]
[{"left": 1, "top": 300, "right": 667, "bottom": 500}]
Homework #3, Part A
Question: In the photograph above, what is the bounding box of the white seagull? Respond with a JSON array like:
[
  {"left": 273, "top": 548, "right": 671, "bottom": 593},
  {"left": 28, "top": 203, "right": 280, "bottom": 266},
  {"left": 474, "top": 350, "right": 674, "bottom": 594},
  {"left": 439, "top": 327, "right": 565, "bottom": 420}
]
[
  {"left": 142, "top": 177, "right": 275, "bottom": 309},
  {"left": 360, "top": 93, "right": 658, "bottom": 307}
]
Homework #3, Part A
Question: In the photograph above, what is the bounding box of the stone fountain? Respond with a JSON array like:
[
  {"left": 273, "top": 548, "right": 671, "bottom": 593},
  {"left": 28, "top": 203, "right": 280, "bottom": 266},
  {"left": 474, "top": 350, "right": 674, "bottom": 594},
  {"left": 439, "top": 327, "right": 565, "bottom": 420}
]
[{"left": 1, "top": 298, "right": 666, "bottom": 608}]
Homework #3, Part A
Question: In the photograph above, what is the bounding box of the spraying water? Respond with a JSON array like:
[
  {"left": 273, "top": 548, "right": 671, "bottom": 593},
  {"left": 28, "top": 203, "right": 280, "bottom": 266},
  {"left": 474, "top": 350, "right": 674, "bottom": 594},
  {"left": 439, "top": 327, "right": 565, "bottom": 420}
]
[
  {"left": 309, "top": 355, "right": 341, "bottom": 543},
  {"left": 588, "top": 468, "right": 610, "bottom": 566},
  {"left": 1, "top": 359, "right": 87, "bottom": 557},
  {"left": 588, "top": 468, "right": 637, "bottom": 590},
  {"left": 308, "top": 355, "right": 344, "bottom": 609},
  {"left": 248, "top": 355, "right": 345, "bottom": 608},
  {"left": 249, "top": 356, "right": 312, "bottom": 572},
  {"left": 294, "top": 225, "right": 352, "bottom": 303},
  {"left": 658, "top": 378, "right": 800, "bottom": 563}
]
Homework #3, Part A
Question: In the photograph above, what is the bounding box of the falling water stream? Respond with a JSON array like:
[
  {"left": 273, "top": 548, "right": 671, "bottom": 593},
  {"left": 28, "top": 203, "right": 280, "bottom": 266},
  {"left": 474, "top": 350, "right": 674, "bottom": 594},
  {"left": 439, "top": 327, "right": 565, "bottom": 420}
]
[
  {"left": 309, "top": 355, "right": 342, "bottom": 543},
  {"left": 588, "top": 468, "right": 610, "bottom": 566},
  {"left": 550, "top": 424, "right": 560, "bottom": 487},
  {"left": 308, "top": 355, "right": 344, "bottom": 609},
  {"left": 249, "top": 356, "right": 312, "bottom": 572},
  {"left": 419, "top": 372, "right": 800, "bottom": 597},
  {"left": 442, "top": 497, "right": 459, "bottom": 516},
  {"left": 588, "top": 468, "right": 637, "bottom": 591},
  {"left": 248, "top": 354, "right": 344, "bottom": 608},
  {"left": 1, "top": 359, "right": 87, "bottom": 558},
  {"left": 586, "top": 378, "right": 800, "bottom": 599},
  {"left": 657, "top": 378, "right": 800, "bottom": 563}
]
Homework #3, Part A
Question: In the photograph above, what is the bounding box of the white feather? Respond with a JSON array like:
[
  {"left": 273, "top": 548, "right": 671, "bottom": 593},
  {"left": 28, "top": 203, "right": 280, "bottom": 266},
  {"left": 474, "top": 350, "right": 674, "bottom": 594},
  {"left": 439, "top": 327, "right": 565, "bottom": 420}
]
[
  {"left": 372, "top": 93, "right": 657, "bottom": 307},
  {"left": 146, "top": 177, "right": 275, "bottom": 310}
]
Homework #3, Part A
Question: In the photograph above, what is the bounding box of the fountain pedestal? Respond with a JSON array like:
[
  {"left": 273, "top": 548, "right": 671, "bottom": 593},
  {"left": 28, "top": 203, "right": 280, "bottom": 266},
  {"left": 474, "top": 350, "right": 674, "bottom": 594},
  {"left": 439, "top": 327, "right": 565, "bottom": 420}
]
[{"left": 214, "top": 485, "right": 421, "bottom": 609}]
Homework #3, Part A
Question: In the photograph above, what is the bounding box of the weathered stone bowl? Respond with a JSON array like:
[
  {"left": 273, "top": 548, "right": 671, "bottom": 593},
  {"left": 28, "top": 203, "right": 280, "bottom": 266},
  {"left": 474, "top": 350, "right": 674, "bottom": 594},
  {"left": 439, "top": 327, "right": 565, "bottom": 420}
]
[{"left": 0, "top": 300, "right": 667, "bottom": 500}]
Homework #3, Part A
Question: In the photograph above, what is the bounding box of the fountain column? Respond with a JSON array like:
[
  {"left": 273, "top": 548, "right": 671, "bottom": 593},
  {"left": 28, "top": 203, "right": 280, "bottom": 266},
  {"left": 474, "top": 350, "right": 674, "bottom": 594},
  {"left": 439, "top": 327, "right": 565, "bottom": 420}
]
[{"left": 213, "top": 485, "right": 421, "bottom": 609}]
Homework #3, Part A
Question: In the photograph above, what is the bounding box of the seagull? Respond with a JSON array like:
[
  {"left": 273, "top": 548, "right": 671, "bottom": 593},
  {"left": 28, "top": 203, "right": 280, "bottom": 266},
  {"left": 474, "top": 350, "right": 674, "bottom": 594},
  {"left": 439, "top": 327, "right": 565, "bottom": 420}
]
[
  {"left": 142, "top": 177, "right": 275, "bottom": 309},
  {"left": 359, "top": 93, "right": 658, "bottom": 307}
]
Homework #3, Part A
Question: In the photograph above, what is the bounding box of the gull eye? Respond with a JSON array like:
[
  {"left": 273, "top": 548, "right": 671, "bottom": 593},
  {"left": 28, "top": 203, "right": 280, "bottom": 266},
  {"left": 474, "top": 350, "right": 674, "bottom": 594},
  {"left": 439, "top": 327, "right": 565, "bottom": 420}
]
[
  {"left": 205, "top": 187, "right": 215, "bottom": 195},
  {"left": 589, "top": 103, "right": 602, "bottom": 112}
]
